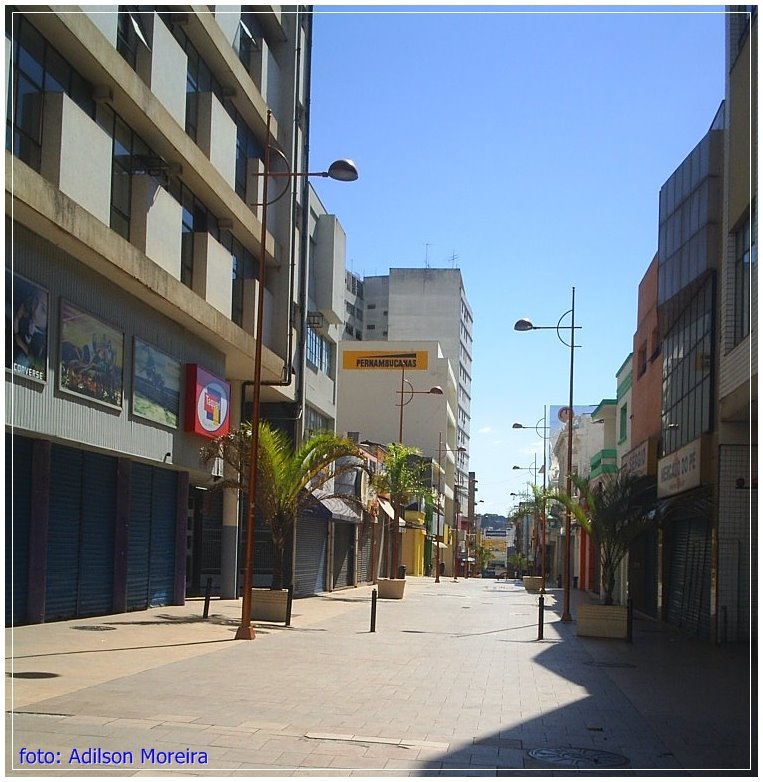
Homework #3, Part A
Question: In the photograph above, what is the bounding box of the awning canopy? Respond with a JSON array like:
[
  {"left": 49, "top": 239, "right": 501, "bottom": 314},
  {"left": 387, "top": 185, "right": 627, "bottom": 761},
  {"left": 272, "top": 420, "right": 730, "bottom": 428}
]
[
  {"left": 432, "top": 542, "right": 448, "bottom": 549},
  {"left": 378, "top": 498, "right": 405, "bottom": 528},
  {"left": 309, "top": 488, "right": 361, "bottom": 523}
]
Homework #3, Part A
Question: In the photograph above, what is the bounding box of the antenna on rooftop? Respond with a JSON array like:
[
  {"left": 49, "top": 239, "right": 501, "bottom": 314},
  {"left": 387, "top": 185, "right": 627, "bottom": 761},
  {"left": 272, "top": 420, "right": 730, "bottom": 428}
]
[
  {"left": 448, "top": 252, "right": 459, "bottom": 268},
  {"left": 425, "top": 243, "right": 431, "bottom": 269}
]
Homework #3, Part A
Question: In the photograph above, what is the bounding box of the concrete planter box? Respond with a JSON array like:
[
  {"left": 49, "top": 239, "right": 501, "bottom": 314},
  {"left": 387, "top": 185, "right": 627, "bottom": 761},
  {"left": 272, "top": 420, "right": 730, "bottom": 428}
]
[
  {"left": 523, "top": 576, "right": 544, "bottom": 593},
  {"left": 377, "top": 578, "right": 406, "bottom": 599},
  {"left": 576, "top": 604, "right": 628, "bottom": 639},
  {"left": 250, "top": 588, "right": 289, "bottom": 623}
]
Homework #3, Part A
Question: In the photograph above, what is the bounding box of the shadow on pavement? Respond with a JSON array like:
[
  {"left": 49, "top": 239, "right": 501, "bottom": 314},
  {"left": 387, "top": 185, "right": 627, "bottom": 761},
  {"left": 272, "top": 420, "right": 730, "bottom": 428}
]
[{"left": 414, "top": 596, "right": 753, "bottom": 776}]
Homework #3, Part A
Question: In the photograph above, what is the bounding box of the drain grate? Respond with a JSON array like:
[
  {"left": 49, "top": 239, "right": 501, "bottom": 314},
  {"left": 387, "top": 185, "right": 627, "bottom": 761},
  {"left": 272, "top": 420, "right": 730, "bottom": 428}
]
[
  {"left": 527, "top": 747, "right": 629, "bottom": 768},
  {"left": 72, "top": 625, "right": 116, "bottom": 632}
]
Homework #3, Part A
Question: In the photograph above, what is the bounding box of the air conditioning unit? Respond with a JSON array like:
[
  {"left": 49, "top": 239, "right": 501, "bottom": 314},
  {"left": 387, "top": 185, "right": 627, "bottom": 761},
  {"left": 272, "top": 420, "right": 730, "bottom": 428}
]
[{"left": 347, "top": 431, "right": 360, "bottom": 444}]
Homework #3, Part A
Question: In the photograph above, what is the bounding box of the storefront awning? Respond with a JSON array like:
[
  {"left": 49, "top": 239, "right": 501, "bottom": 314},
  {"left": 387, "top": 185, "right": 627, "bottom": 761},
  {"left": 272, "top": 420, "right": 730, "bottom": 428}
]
[
  {"left": 311, "top": 488, "right": 360, "bottom": 523},
  {"left": 432, "top": 541, "right": 448, "bottom": 549},
  {"left": 378, "top": 498, "right": 395, "bottom": 518}
]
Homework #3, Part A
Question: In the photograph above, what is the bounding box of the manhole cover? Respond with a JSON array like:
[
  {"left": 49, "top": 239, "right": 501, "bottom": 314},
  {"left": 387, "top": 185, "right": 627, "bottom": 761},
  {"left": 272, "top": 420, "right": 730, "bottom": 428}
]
[
  {"left": 72, "top": 625, "right": 116, "bottom": 632},
  {"left": 527, "top": 747, "right": 629, "bottom": 768},
  {"left": 584, "top": 661, "right": 636, "bottom": 669}
]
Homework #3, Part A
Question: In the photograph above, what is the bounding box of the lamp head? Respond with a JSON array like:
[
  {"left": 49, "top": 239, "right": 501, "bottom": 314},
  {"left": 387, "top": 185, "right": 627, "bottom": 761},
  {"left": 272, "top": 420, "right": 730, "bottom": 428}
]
[
  {"left": 514, "top": 318, "right": 534, "bottom": 331},
  {"left": 512, "top": 422, "right": 524, "bottom": 429},
  {"left": 327, "top": 159, "right": 359, "bottom": 181},
  {"left": 428, "top": 386, "right": 444, "bottom": 395}
]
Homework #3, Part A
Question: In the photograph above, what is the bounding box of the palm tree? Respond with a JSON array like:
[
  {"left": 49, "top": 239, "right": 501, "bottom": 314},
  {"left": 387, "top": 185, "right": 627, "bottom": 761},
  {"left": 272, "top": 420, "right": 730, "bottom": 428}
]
[
  {"left": 372, "top": 443, "right": 429, "bottom": 578},
  {"left": 200, "top": 421, "right": 366, "bottom": 590},
  {"left": 551, "top": 470, "right": 658, "bottom": 605}
]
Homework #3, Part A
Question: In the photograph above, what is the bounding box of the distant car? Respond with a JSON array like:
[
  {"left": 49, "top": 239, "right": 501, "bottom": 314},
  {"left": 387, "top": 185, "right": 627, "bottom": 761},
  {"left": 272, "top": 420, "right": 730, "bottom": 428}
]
[{"left": 495, "top": 571, "right": 508, "bottom": 580}]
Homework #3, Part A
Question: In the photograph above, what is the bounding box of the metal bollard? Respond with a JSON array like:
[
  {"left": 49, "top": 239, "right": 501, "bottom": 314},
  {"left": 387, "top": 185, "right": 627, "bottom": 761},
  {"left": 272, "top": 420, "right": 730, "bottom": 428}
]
[
  {"left": 203, "top": 577, "right": 213, "bottom": 619},
  {"left": 370, "top": 588, "right": 377, "bottom": 633},
  {"left": 537, "top": 594, "right": 544, "bottom": 640},
  {"left": 286, "top": 585, "right": 294, "bottom": 627}
]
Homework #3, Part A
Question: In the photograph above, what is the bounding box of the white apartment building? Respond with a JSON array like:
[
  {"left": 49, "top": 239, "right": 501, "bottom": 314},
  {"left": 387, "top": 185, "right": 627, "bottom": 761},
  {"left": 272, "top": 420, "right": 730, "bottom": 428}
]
[
  {"left": 360, "top": 268, "right": 473, "bottom": 497},
  {"left": 6, "top": 6, "right": 351, "bottom": 624}
]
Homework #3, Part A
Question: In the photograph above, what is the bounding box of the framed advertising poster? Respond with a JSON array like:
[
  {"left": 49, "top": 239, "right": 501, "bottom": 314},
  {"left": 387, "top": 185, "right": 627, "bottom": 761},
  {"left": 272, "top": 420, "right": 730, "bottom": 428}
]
[
  {"left": 6, "top": 269, "right": 49, "bottom": 383},
  {"left": 59, "top": 300, "right": 124, "bottom": 409},
  {"left": 133, "top": 338, "right": 181, "bottom": 428}
]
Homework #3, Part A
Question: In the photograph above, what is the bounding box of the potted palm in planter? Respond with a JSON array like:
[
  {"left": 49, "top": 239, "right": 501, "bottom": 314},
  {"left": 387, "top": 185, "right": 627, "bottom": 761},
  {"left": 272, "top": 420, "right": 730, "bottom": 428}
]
[
  {"left": 510, "top": 484, "right": 548, "bottom": 593},
  {"left": 551, "top": 470, "right": 658, "bottom": 638},
  {"left": 201, "top": 421, "right": 366, "bottom": 621},
  {"left": 372, "top": 443, "right": 429, "bottom": 598}
]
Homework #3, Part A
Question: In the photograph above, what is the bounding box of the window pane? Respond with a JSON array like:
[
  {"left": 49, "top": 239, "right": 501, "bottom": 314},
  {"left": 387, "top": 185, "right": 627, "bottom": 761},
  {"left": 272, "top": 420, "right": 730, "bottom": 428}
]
[
  {"left": 44, "top": 45, "right": 68, "bottom": 93},
  {"left": 17, "top": 20, "right": 44, "bottom": 86}
]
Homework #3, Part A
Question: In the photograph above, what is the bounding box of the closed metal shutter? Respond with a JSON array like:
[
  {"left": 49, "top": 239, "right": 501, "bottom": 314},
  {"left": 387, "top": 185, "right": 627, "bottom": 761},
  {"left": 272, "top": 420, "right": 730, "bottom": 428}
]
[
  {"left": 127, "top": 463, "right": 152, "bottom": 610},
  {"left": 643, "top": 528, "right": 659, "bottom": 618},
  {"left": 77, "top": 451, "right": 117, "bottom": 616},
  {"left": 360, "top": 524, "right": 373, "bottom": 583},
  {"left": 45, "top": 445, "right": 117, "bottom": 620},
  {"left": 294, "top": 518, "right": 327, "bottom": 597},
  {"left": 149, "top": 468, "right": 177, "bottom": 606},
  {"left": 6, "top": 434, "right": 32, "bottom": 626},
  {"left": 127, "top": 464, "right": 178, "bottom": 609},
  {"left": 333, "top": 523, "right": 354, "bottom": 589},
  {"left": 46, "top": 445, "right": 83, "bottom": 621},
  {"left": 667, "top": 514, "right": 712, "bottom": 636}
]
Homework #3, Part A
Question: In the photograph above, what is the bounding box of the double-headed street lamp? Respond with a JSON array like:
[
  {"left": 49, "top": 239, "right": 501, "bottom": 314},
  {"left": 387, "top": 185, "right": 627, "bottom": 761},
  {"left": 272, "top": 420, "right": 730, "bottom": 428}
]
[
  {"left": 387, "top": 368, "right": 443, "bottom": 576},
  {"left": 513, "top": 410, "right": 550, "bottom": 591},
  {"left": 434, "top": 435, "right": 466, "bottom": 583},
  {"left": 236, "top": 110, "right": 358, "bottom": 641},
  {"left": 514, "top": 288, "right": 580, "bottom": 623}
]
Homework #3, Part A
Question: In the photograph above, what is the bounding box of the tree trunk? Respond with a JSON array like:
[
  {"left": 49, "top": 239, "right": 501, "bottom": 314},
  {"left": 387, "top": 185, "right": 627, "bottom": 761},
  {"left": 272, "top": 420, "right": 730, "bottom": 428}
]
[{"left": 271, "top": 523, "right": 285, "bottom": 591}]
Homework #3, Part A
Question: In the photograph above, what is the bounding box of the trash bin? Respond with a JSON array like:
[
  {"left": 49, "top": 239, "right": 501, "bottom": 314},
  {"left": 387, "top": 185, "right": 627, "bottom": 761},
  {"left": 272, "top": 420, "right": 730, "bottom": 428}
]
[
  {"left": 573, "top": 576, "right": 579, "bottom": 589},
  {"left": 397, "top": 565, "right": 407, "bottom": 579},
  {"left": 557, "top": 575, "right": 562, "bottom": 589},
  {"left": 439, "top": 562, "right": 446, "bottom": 576}
]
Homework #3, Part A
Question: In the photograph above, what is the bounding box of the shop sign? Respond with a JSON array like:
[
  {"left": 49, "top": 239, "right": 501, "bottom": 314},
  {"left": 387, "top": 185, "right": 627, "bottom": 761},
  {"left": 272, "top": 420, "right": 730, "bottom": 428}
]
[
  {"left": 184, "top": 364, "right": 230, "bottom": 438},
  {"left": 621, "top": 439, "right": 656, "bottom": 477},
  {"left": 342, "top": 349, "right": 428, "bottom": 370},
  {"left": 657, "top": 438, "right": 702, "bottom": 497}
]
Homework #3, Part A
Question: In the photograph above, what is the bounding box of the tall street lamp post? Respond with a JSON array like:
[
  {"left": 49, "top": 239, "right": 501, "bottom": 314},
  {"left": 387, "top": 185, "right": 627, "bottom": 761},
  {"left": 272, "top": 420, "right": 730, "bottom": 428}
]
[
  {"left": 396, "top": 367, "right": 443, "bottom": 443},
  {"left": 434, "top": 435, "right": 466, "bottom": 583},
  {"left": 236, "top": 109, "right": 358, "bottom": 641},
  {"left": 391, "top": 367, "right": 442, "bottom": 576},
  {"left": 514, "top": 288, "right": 580, "bottom": 623},
  {"left": 513, "top": 409, "right": 550, "bottom": 591},
  {"left": 512, "top": 456, "right": 543, "bottom": 581}
]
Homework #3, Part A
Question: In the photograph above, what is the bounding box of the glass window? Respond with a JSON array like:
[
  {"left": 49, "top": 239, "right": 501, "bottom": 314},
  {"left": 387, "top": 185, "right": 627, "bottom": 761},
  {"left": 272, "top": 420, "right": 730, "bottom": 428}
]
[{"left": 734, "top": 212, "right": 752, "bottom": 344}]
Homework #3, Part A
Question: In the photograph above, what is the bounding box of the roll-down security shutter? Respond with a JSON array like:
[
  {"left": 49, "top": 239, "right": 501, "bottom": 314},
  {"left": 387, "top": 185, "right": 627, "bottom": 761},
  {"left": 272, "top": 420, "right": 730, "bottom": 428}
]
[
  {"left": 6, "top": 434, "right": 32, "bottom": 626},
  {"left": 333, "top": 523, "right": 354, "bottom": 589},
  {"left": 294, "top": 518, "right": 328, "bottom": 597},
  {"left": 127, "top": 463, "right": 177, "bottom": 609}
]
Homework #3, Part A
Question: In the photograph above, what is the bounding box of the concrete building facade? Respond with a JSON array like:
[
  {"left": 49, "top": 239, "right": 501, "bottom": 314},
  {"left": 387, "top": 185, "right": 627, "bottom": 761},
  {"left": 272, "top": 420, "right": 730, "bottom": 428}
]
[
  {"left": 715, "top": 6, "right": 757, "bottom": 643},
  {"left": 361, "top": 268, "right": 473, "bottom": 499},
  {"left": 336, "top": 340, "right": 460, "bottom": 576},
  {"left": 6, "top": 6, "right": 353, "bottom": 625}
]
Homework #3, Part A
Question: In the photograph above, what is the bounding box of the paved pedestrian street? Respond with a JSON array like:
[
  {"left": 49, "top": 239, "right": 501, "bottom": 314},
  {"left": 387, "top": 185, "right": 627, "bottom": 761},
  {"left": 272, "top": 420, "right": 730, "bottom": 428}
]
[{"left": 5, "top": 578, "right": 753, "bottom": 777}]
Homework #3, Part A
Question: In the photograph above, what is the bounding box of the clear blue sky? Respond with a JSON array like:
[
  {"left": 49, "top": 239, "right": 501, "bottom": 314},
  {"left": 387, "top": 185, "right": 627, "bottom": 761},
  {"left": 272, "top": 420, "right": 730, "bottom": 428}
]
[{"left": 306, "top": 4, "right": 726, "bottom": 515}]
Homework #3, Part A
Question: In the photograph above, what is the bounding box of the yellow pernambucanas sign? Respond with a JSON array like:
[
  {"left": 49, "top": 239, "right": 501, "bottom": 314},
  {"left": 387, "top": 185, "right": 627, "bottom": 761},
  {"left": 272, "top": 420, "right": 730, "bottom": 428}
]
[{"left": 342, "top": 350, "right": 429, "bottom": 370}]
